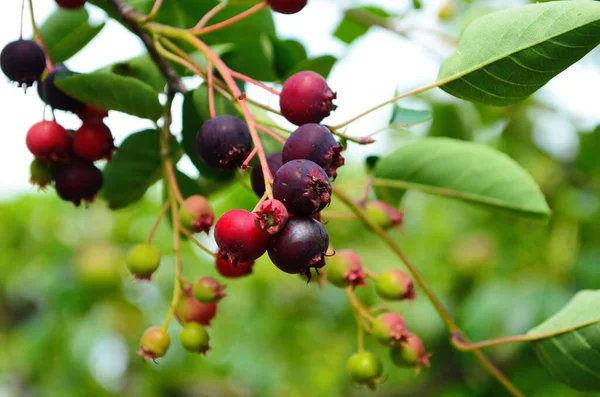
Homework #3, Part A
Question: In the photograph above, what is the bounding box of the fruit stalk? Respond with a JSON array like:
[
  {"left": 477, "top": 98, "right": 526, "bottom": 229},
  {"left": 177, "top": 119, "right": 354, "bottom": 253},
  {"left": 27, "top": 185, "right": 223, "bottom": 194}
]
[
  {"left": 192, "top": 1, "right": 228, "bottom": 31},
  {"left": 191, "top": 2, "right": 268, "bottom": 35},
  {"left": 147, "top": 201, "right": 171, "bottom": 244},
  {"left": 28, "top": 0, "right": 53, "bottom": 71}
]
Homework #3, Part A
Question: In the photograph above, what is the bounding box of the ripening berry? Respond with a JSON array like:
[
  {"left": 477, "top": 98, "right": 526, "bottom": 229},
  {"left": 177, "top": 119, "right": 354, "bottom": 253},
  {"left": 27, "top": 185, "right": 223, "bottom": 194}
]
[
  {"left": 29, "top": 158, "right": 53, "bottom": 189},
  {"left": 126, "top": 244, "right": 161, "bottom": 280},
  {"left": 56, "top": 0, "right": 87, "bottom": 9},
  {"left": 389, "top": 333, "right": 431, "bottom": 372},
  {"left": 375, "top": 269, "right": 415, "bottom": 301},
  {"left": 273, "top": 159, "right": 331, "bottom": 215},
  {"left": 77, "top": 104, "right": 109, "bottom": 122},
  {"left": 267, "top": 0, "right": 307, "bottom": 14},
  {"left": 192, "top": 277, "right": 226, "bottom": 303},
  {"left": 196, "top": 115, "right": 252, "bottom": 170},
  {"left": 215, "top": 254, "right": 254, "bottom": 278},
  {"left": 346, "top": 351, "right": 383, "bottom": 386},
  {"left": 72, "top": 121, "right": 115, "bottom": 162},
  {"left": 53, "top": 159, "right": 103, "bottom": 206},
  {"left": 326, "top": 250, "right": 366, "bottom": 289},
  {"left": 280, "top": 71, "right": 336, "bottom": 126},
  {"left": 138, "top": 326, "right": 170, "bottom": 361},
  {"left": 214, "top": 209, "right": 269, "bottom": 263},
  {"left": 38, "top": 65, "right": 84, "bottom": 112},
  {"left": 26, "top": 120, "right": 70, "bottom": 161},
  {"left": 371, "top": 312, "right": 409, "bottom": 346},
  {"left": 175, "top": 285, "right": 218, "bottom": 326},
  {"left": 0, "top": 39, "right": 46, "bottom": 87},
  {"left": 254, "top": 199, "right": 289, "bottom": 235},
  {"left": 251, "top": 152, "right": 283, "bottom": 198},
  {"left": 179, "top": 323, "right": 210, "bottom": 354},
  {"left": 179, "top": 195, "right": 214, "bottom": 234},
  {"left": 365, "top": 201, "right": 404, "bottom": 230}
]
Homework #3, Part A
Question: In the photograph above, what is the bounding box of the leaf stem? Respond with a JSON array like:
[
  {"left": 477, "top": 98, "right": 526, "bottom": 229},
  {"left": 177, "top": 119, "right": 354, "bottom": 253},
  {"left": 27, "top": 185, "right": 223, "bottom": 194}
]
[{"left": 191, "top": 2, "right": 268, "bottom": 35}]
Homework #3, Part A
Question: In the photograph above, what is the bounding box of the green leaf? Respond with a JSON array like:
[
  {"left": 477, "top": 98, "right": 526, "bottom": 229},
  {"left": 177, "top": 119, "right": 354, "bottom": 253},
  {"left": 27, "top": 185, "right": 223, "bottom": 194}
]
[
  {"left": 428, "top": 104, "right": 473, "bottom": 141},
  {"left": 271, "top": 38, "right": 308, "bottom": 79},
  {"left": 334, "top": 6, "right": 393, "bottom": 45},
  {"left": 39, "top": 8, "right": 104, "bottom": 63},
  {"left": 373, "top": 138, "right": 550, "bottom": 218},
  {"left": 102, "top": 130, "right": 180, "bottom": 209},
  {"left": 55, "top": 73, "right": 163, "bottom": 121},
  {"left": 111, "top": 55, "right": 167, "bottom": 92},
  {"left": 437, "top": 2, "right": 600, "bottom": 106},
  {"left": 390, "top": 106, "right": 432, "bottom": 128},
  {"left": 285, "top": 55, "right": 338, "bottom": 79},
  {"left": 528, "top": 290, "right": 600, "bottom": 392}
]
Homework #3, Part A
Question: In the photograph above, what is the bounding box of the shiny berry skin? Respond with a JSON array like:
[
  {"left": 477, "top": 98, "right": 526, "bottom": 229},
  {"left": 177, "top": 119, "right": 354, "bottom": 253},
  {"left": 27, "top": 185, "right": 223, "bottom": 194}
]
[
  {"left": 175, "top": 285, "right": 217, "bottom": 326},
  {"left": 29, "top": 159, "right": 53, "bottom": 188},
  {"left": 26, "top": 121, "right": 69, "bottom": 160},
  {"left": 126, "top": 244, "right": 161, "bottom": 280},
  {"left": 192, "top": 277, "right": 226, "bottom": 303},
  {"left": 179, "top": 323, "right": 210, "bottom": 354},
  {"left": 280, "top": 71, "right": 336, "bottom": 126},
  {"left": 53, "top": 159, "right": 103, "bottom": 206},
  {"left": 0, "top": 40, "right": 46, "bottom": 87},
  {"left": 267, "top": 217, "right": 329, "bottom": 278},
  {"left": 197, "top": 115, "right": 252, "bottom": 170},
  {"left": 56, "top": 0, "right": 87, "bottom": 9},
  {"left": 372, "top": 312, "right": 409, "bottom": 346},
  {"left": 214, "top": 209, "right": 269, "bottom": 263},
  {"left": 72, "top": 121, "right": 115, "bottom": 162},
  {"left": 215, "top": 254, "right": 254, "bottom": 278},
  {"left": 137, "top": 326, "right": 170, "bottom": 361},
  {"left": 282, "top": 124, "right": 344, "bottom": 179},
  {"left": 254, "top": 199, "right": 289, "bottom": 235},
  {"left": 273, "top": 159, "right": 331, "bottom": 215},
  {"left": 267, "top": 0, "right": 307, "bottom": 14},
  {"left": 390, "top": 333, "right": 431, "bottom": 371},
  {"left": 365, "top": 201, "right": 404, "bottom": 230},
  {"left": 346, "top": 352, "right": 383, "bottom": 385},
  {"left": 179, "top": 195, "right": 214, "bottom": 234},
  {"left": 326, "top": 250, "right": 365, "bottom": 289},
  {"left": 375, "top": 270, "right": 415, "bottom": 301},
  {"left": 77, "top": 105, "right": 109, "bottom": 122},
  {"left": 251, "top": 152, "right": 283, "bottom": 197},
  {"left": 38, "top": 66, "right": 84, "bottom": 112}
]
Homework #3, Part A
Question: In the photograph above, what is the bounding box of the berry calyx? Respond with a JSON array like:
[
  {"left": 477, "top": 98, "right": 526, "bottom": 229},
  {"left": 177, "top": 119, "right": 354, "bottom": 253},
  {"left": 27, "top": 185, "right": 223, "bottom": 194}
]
[
  {"left": 282, "top": 124, "right": 344, "bottom": 179},
  {"left": 215, "top": 255, "right": 254, "bottom": 278},
  {"left": 179, "top": 323, "right": 210, "bottom": 355},
  {"left": 175, "top": 285, "right": 218, "bottom": 326},
  {"left": 251, "top": 152, "right": 283, "bottom": 198},
  {"left": 29, "top": 159, "right": 53, "bottom": 189},
  {"left": 326, "top": 250, "right": 366, "bottom": 289},
  {"left": 371, "top": 312, "right": 409, "bottom": 345},
  {"left": 192, "top": 277, "right": 226, "bottom": 303},
  {"left": 280, "top": 71, "right": 337, "bottom": 126},
  {"left": 365, "top": 201, "right": 404, "bottom": 230},
  {"left": 268, "top": 217, "right": 329, "bottom": 279},
  {"left": 273, "top": 159, "right": 332, "bottom": 215},
  {"left": 375, "top": 270, "right": 415, "bottom": 301},
  {"left": 214, "top": 209, "right": 269, "bottom": 263},
  {"left": 254, "top": 199, "right": 289, "bottom": 234},
  {"left": 72, "top": 121, "right": 115, "bottom": 162},
  {"left": 56, "top": 0, "right": 87, "bottom": 9},
  {"left": 180, "top": 195, "right": 214, "bottom": 234},
  {"left": 0, "top": 39, "right": 46, "bottom": 87},
  {"left": 126, "top": 244, "right": 161, "bottom": 280},
  {"left": 38, "top": 66, "right": 84, "bottom": 112},
  {"left": 389, "top": 333, "right": 432, "bottom": 373},
  {"left": 346, "top": 351, "right": 383, "bottom": 387},
  {"left": 196, "top": 115, "right": 252, "bottom": 170},
  {"left": 26, "top": 120, "right": 69, "bottom": 160},
  {"left": 267, "top": 0, "right": 307, "bottom": 14},
  {"left": 138, "top": 326, "right": 170, "bottom": 361},
  {"left": 53, "top": 159, "right": 103, "bottom": 206}
]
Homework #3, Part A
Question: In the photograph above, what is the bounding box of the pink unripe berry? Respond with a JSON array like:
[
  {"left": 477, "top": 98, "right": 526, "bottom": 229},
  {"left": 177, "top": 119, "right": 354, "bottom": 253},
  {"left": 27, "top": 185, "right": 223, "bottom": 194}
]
[
  {"left": 175, "top": 285, "right": 218, "bottom": 326},
  {"left": 389, "top": 333, "right": 432, "bottom": 373},
  {"left": 180, "top": 195, "right": 214, "bottom": 234},
  {"left": 254, "top": 199, "right": 289, "bottom": 234},
  {"left": 192, "top": 277, "right": 226, "bottom": 303},
  {"left": 375, "top": 269, "right": 415, "bottom": 301},
  {"left": 372, "top": 312, "right": 409, "bottom": 345},
  {"left": 365, "top": 201, "right": 404, "bottom": 230},
  {"left": 137, "top": 326, "right": 170, "bottom": 361},
  {"left": 326, "top": 250, "right": 366, "bottom": 289}
]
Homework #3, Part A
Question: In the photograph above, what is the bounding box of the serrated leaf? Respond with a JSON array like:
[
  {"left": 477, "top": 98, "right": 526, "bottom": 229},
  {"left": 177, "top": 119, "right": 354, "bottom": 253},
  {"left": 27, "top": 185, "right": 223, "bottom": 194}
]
[
  {"left": 334, "top": 6, "right": 394, "bottom": 45},
  {"left": 437, "top": 2, "right": 600, "bottom": 106},
  {"left": 55, "top": 73, "right": 163, "bottom": 120},
  {"left": 373, "top": 138, "right": 550, "bottom": 218},
  {"left": 390, "top": 107, "right": 432, "bottom": 128},
  {"left": 528, "top": 290, "right": 600, "bottom": 392}
]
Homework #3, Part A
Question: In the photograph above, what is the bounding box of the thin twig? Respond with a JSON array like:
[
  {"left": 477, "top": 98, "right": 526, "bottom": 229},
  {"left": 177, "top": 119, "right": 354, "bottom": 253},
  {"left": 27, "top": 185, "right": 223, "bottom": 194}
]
[
  {"left": 191, "top": 2, "right": 268, "bottom": 35},
  {"left": 147, "top": 201, "right": 171, "bottom": 244},
  {"left": 256, "top": 124, "right": 286, "bottom": 145},
  {"left": 230, "top": 69, "right": 281, "bottom": 96},
  {"left": 192, "top": 1, "right": 228, "bottom": 31}
]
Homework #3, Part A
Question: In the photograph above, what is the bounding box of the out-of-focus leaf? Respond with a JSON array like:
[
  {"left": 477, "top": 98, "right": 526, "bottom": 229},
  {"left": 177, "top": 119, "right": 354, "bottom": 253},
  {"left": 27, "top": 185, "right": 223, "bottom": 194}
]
[{"left": 334, "top": 6, "right": 394, "bottom": 45}]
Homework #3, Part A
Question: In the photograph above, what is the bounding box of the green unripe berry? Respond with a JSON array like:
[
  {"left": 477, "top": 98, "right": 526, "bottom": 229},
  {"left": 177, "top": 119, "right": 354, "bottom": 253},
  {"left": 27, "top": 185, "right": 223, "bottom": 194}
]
[
  {"left": 138, "top": 326, "right": 170, "bottom": 361},
  {"left": 346, "top": 351, "right": 383, "bottom": 384},
  {"left": 326, "top": 250, "right": 365, "bottom": 288},
  {"left": 389, "top": 334, "right": 431, "bottom": 370},
  {"left": 126, "top": 244, "right": 161, "bottom": 280},
  {"left": 179, "top": 323, "right": 210, "bottom": 354},
  {"left": 29, "top": 158, "right": 53, "bottom": 188},
  {"left": 375, "top": 270, "right": 415, "bottom": 301},
  {"left": 365, "top": 201, "right": 403, "bottom": 230},
  {"left": 192, "top": 277, "right": 226, "bottom": 303}
]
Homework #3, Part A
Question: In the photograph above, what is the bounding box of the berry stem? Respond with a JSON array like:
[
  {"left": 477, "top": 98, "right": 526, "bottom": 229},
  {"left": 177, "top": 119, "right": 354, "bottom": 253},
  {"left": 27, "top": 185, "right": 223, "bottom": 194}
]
[
  {"left": 145, "top": 0, "right": 164, "bottom": 21},
  {"left": 363, "top": 268, "right": 379, "bottom": 280},
  {"left": 179, "top": 228, "right": 217, "bottom": 257},
  {"left": 164, "top": 157, "right": 185, "bottom": 204},
  {"left": 147, "top": 201, "right": 171, "bottom": 244},
  {"left": 256, "top": 125, "right": 286, "bottom": 145},
  {"left": 345, "top": 287, "right": 376, "bottom": 323},
  {"left": 162, "top": 183, "right": 184, "bottom": 331},
  {"left": 241, "top": 147, "right": 258, "bottom": 170},
  {"left": 320, "top": 211, "right": 358, "bottom": 220},
  {"left": 252, "top": 192, "right": 268, "bottom": 212},
  {"left": 327, "top": 127, "right": 375, "bottom": 145},
  {"left": 192, "top": 1, "right": 228, "bottom": 31},
  {"left": 230, "top": 70, "right": 281, "bottom": 96},
  {"left": 357, "top": 176, "right": 374, "bottom": 207},
  {"left": 191, "top": 2, "right": 268, "bottom": 35},
  {"left": 28, "top": 0, "right": 53, "bottom": 71},
  {"left": 207, "top": 61, "right": 216, "bottom": 119},
  {"left": 357, "top": 323, "right": 365, "bottom": 353},
  {"left": 20, "top": 0, "right": 25, "bottom": 39}
]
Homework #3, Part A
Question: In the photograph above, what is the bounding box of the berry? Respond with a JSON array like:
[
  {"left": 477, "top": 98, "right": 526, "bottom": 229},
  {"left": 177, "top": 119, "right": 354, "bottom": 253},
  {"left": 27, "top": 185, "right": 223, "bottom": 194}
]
[
  {"left": 273, "top": 159, "right": 331, "bottom": 215},
  {"left": 29, "top": 159, "right": 53, "bottom": 188},
  {"left": 215, "top": 254, "right": 254, "bottom": 278},
  {"left": 196, "top": 115, "right": 252, "bottom": 170},
  {"left": 179, "top": 323, "right": 210, "bottom": 354},
  {"left": 280, "top": 71, "right": 336, "bottom": 126},
  {"left": 138, "top": 326, "right": 170, "bottom": 361},
  {"left": 26, "top": 120, "right": 69, "bottom": 160},
  {"left": 372, "top": 313, "right": 409, "bottom": 345},
  {"left": 282, "top": 124, "right": 344, "bottom": 178},
  {"left": 254, "top": 199, "right": 289, "bottom": 235},
  {"left": 72, "top": 121, "right": 115, "bottom": 162},
  {"left": 326, "top": 250, "right": 366, "bottom": 289},
  {"left": 267, "top": 217, "right": 329, "bottom": 278},
  {"left": 268, "top": 0, "right": 307, "bottom": 14},
  {"left": 0, "top": 39, "right": 46, "bottom": 87},
  {"left": 375, "top": 270, "right": 415, "bottom": 301},
  {"left": 55, "top": 0, "right": 87, "bottom": 9},
  {"left": 365, "top": 201, "right": 404, "bottom": 230},
  {"left": 175, "top": 285, "right": 217, "bottom": 326},
  {"left": 346, "top": 352, "right": 383, "bottom": 386},
  {"left": 180, "top": 195, "right": 214, "bottom": 234},
  {"left": 77, "top": 105, "right": 109, "bottom": 122},
  {"left": 251, "top": 152, "right": 283, "bottom": 197},
  {"left": 214, "top": 209, "right": 269, "bottom": 263},
  {"left": 38, "top": 66, "right": 84, "bottom": 112},
  {"left": 53, "top": 159, "right": 102, "bottom": 206},
  {"left": 126, "top": 244, "right": 161, "bottom": 280},
  {"left": 192, "top": 277, "right": 226, "bottom": 303},
  {"left": 389, "top": 333, "right": 431, "bottom": 372}
]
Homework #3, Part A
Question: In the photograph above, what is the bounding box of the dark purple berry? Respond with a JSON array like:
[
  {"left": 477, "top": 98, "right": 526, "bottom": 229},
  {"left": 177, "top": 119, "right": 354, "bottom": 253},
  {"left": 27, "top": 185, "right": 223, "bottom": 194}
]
[
  {"left": 273, "top": 159, "right": 331, "bottom": 215},
  {"left": 280, "top": 71, "right": 336, "bottom": 126},
  {"left": 38, "top": 66, "right": 84, "bottom": 112},
  {"left": 268, "top": 217, "right": 329, "bottom": 278},
  {"left": 282, "top": 123, "right": 344, "bottom": 178},
  {"left": 196, "top": 115, "right": 252, "bottom": 170},
  {"left": 1, "top": 40, "right": 46, "bottom": 87},
  {"left": 268, "top": 0, "right": 307, "bottom": 14},
  {"left": 251, "top": 152, "right": 283, "bottom": 197},
  {"left": 56, "top": 0, "right": 87, "bottom": 9},
  {"left": 53, "top": 159, "right": 103, "bottom": 206}
]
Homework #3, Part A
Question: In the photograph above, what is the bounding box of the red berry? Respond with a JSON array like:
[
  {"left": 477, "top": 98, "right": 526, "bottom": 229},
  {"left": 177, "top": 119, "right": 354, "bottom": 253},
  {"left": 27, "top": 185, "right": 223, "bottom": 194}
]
[
  {"left": 72, "top": 121, "right": 115, "bottom": 162},
  {"left": 53, "top": 159, "right": 103, "bottom": 206},
  {"left": 280, "top": 71, "right": 336, "bottom": 126},
  {"left": 282, "top": 124, "right": 344, "bottom": 179},
  {"left": 196, "top": 115, "right": 252, "bottom": 170},
  {"left": 215, "top": 254, "right": 254, "bottom": 278},
  {"left": 55, "top": 0, "right": 86, "bottom": 9},
  {"left": 251, "top": 152, "right": 283, "bottom": 198},
  {"left": 180, "top": 195, "right": 214, "bottom": 234},
  {"left": 268, "top": 0, "right": 307, "bottom": 14},
  {"left": 273, "top": 159, "right": 331, "bottom": 215},
  {"left": 138, "top": 326, "right": 170, "bottom": 361},
  {"left": 26, "top": 120, "right": 69, "bottom": 160},
  {"left": 77, "top": 105, "right": 109, "bottom": 122},
  {"left": 175, "top": 285, "right": 217, "bottom": 326},
  {"left": 326, "top": 250, "right": 366, "bottom": 289},
  {"left": 0, "top": 40, "right": 46, "bottom": 87},
  {"left": 254, "top": 199, "right": 289, "bottom": 235},
  {"left": 214, "top": 209, "right": 269, "bottom": 263}
]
